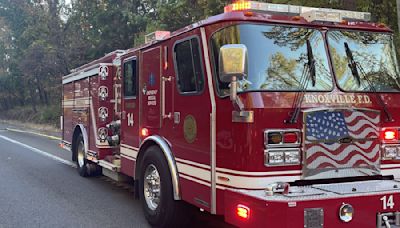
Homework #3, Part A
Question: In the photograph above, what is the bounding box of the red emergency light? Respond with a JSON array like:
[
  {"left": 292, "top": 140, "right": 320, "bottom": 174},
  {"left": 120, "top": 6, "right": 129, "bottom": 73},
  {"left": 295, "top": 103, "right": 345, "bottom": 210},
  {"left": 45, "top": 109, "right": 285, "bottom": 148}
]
[
  {"left": 382, "top": 129, "right": 399, "bottom": 141},
  {"left": 283, "top": 132, "right": 298, "bottom": 144}
]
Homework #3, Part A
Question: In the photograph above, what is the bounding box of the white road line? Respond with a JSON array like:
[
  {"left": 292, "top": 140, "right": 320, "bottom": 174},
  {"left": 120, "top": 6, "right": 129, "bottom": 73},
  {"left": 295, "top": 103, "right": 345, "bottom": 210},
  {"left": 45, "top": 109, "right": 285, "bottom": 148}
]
[
  {"left": 0, "top": 135, "right": 77, "bottom": 168},
  {"left": 6, "top": 128, "right": 62, "bottom": 140}
]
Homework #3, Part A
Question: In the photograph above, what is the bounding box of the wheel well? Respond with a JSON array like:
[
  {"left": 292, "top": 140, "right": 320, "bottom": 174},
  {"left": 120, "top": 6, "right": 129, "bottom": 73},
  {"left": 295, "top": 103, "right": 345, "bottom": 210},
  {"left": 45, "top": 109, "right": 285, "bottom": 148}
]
[
  {"left": 71, "top": 126, "right": 82, "bottom": 162},
  {"left": 135, "top": 136, "right": 181, "bottom": 201}
]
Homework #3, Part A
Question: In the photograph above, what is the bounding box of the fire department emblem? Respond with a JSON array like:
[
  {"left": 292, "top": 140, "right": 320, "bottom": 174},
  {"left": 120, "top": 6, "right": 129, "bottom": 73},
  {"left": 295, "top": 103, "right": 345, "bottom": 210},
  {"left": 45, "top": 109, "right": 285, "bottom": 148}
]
[
  {"left": 98, "top": 86, "right": 108, "bottom": 100},
  {"left": 98, "top": 107, "right": 109, "bottom": 122},
  {"left": 100, "top": 66, "right": 109, "bottom": 80},
  {"left": 183, "top": 115, "right": 197, "bottom": 143},
  {"left": 149, "top": 73, "right": 156, "bottom": 87}
]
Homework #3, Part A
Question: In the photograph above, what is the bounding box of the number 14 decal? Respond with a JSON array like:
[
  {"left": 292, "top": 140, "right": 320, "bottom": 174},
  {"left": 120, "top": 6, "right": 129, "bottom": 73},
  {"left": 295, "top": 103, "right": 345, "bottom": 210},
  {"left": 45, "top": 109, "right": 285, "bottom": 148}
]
[{"left": 380, "top": 195, "right": 395, "bottom": 210}]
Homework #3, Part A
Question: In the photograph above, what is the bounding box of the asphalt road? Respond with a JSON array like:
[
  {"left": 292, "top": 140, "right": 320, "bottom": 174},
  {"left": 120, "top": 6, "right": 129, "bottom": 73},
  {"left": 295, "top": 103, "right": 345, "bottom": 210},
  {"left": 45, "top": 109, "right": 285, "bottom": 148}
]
[{"left": 0, "top": 123, "right": 231, "bottom": 228}]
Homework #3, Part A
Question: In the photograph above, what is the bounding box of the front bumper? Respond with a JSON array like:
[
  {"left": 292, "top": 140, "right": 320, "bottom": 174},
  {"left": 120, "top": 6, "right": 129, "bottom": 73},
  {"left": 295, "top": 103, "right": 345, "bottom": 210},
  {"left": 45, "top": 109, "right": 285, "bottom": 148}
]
[{"left": 224, "top": 179, "right": 400, "bottom": 228}]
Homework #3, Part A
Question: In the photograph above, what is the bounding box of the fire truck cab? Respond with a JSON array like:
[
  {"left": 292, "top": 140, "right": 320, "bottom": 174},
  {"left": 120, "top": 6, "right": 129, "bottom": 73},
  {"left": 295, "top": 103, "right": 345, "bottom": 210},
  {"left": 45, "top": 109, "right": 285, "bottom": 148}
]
[{"left": 62, "top": 2, "right": 400, "bottom": 227}]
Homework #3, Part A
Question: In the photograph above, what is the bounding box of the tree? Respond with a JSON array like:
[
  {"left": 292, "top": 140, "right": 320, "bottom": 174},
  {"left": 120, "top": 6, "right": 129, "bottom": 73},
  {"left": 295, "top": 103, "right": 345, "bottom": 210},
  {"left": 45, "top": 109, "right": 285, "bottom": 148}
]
[{"left": 397, "top": 0, "right": 400, "bottom": 32}]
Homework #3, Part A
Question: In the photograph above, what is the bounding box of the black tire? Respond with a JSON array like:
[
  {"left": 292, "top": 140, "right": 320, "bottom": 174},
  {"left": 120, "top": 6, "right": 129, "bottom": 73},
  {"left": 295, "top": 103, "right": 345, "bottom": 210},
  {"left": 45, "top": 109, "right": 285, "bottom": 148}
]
[
  {"left": 74, "top": 133, "right": 101, "bottom": 177},
  {"left": 74, "top": 134, "right": 90, "bottom": 177},
  {"left": 139, "top": 146, "right": 191, "bottom": 228}
]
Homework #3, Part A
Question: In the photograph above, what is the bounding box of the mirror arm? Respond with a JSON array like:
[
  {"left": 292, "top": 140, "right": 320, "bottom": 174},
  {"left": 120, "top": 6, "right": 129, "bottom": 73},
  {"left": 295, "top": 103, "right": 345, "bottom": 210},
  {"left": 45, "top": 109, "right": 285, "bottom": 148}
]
[
  {"left": 230, "top": 76, "right": 244, "bottom": 111},
  {"left": 233, "top": 97, "right": 244, "bottom": 111}
]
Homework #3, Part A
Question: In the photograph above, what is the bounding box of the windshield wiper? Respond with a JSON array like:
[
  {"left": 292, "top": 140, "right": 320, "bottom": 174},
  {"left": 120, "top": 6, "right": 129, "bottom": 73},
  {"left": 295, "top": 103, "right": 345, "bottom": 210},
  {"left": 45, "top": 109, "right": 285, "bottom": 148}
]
[
  {"left": 287, "top": 40, "right": 316, "bottom": 124},
  {"left": 307, "top": 39, "right": 317, "bottom": 87},
  {"left": 344, "top": 42, "right": 361, "bottom": 86},
  {"left": 343, "top": 42, "right": 394, "bottom": 122}
]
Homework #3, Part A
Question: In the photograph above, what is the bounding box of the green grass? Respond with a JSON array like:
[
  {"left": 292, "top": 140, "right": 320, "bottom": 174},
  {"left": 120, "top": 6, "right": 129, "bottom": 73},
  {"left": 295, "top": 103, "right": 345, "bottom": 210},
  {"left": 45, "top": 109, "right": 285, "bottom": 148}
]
[{"left": 0, "top": 105, "right": 61, "bottom": 127}]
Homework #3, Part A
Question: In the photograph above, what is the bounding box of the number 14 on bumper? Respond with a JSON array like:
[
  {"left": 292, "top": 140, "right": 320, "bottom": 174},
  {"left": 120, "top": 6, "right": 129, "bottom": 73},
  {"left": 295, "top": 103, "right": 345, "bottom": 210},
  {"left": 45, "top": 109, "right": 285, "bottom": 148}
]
[{"left": 381, "top": 195, "right": 395, "bottom": 210}]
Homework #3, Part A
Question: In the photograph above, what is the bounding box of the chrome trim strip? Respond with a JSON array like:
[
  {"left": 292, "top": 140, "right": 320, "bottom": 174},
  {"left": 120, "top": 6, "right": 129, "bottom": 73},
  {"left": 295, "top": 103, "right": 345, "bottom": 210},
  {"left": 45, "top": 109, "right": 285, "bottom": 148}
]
[
  {"left": 121, "top": 147, "right": 138, "bottom": 159},
  {"left": 264, "top": 129, "right": 301, "bottom": 148},
  {"left": 63, "top": 62, "right": 115, "bottom": 84},
  {"left": 121, "top": 154, "right": 135, "bottom": 161},
  {"left": 63, "top": 66, "right": 99, "bottom": 84},
  {"left": 201, "top": 27, "right": 217, "bottom": 214},
  {"left": 302, "top": 107, "right": 380, "bottom": 114},
  {"left": 161, "top": 76, "right": 172, "bottom": 119},
  {"left": 121, "top": 143, "right": 139, "bottom": 151},
  {"left": 140, "top": 135, "right": 181, "bottom": 200}
]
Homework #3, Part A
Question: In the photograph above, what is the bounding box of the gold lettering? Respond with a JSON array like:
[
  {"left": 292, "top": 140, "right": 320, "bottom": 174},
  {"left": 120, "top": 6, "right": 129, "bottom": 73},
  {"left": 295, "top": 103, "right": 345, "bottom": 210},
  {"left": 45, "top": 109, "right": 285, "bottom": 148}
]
[
  {"left": 364, "top": 95, "right": 371, "bottom": 104},
  {"left": 344, "top": 95, "right": 351, "bottom": 104},
  {"left": 318, "top": 95, "right": 325, "bottom": 103},
  {"left": 350, "top": 95, "right": 356, "bottom": 104},
  {"left": 323, "top": 95, "right": 331, "bottom": 103},
  {"left": 304, "top": 95, "right": 312, "bottom": 103},
  {"left": 309, "top": 95, "right": 318, "bottom": 103},
  {"left": 332, "top": 95, "right": 339, "bottom": 103},
  {"left": 357, "top": 95, "right": 364, "bottom": 104},
  {"left": 338, "top": 95, "right": 345, "bottom": 103}
]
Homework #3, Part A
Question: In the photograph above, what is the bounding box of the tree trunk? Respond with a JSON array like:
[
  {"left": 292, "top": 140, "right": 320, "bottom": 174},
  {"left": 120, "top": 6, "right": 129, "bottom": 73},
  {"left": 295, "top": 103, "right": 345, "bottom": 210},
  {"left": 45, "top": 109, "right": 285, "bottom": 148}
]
[
  {"left": 397, "top": 0, "right": 400, "bottom": 32},
  {"left": 29, "top": 87, "right": 37, "bottom": 113}
]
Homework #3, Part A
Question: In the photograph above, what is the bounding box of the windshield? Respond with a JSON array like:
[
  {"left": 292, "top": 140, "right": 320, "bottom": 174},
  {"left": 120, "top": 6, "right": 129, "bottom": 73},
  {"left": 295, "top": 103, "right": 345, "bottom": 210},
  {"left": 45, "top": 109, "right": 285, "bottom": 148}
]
[
  {"left": 327, "top": 30, "right": 400, "bottom": 92},
  {"left": 211, "top": 24, "right": 333, "bottom": 95}
]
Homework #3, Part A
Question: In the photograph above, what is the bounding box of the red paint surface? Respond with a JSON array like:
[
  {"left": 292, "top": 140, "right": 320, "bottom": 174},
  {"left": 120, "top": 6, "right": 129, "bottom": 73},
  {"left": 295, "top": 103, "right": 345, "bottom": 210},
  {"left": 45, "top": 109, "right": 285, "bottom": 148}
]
[
  {"left": 62, "top": 9, "right": 400, "bottom": 226},
  {"left": 225, "top": 189, "right": 400, "bottom": 228}
]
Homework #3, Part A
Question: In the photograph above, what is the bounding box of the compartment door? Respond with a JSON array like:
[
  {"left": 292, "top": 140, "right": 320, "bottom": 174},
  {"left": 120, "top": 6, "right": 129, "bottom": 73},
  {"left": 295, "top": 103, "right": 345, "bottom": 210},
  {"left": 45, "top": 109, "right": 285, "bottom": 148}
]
[{"left": 141, "top": 47, "right": 162, "bottom": 129}]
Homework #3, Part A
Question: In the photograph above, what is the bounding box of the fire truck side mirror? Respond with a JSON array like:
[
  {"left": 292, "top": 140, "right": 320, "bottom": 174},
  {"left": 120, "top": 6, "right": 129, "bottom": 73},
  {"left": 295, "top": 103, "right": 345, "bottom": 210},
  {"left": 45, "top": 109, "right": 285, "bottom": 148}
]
[
  {"left": 219, "top": 44, "right": 248, "bottom": 109},
  {"left": 218, "top": 44, "right": 248, "bottom": 83}
]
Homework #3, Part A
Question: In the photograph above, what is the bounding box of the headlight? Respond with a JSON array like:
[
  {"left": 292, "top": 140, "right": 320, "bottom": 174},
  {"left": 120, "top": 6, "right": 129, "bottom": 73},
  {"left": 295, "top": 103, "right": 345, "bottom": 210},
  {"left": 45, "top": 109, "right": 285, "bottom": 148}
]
[
  {"left": 285, "top": 151, "right": 300, "bottom": 164},
  {"left": 265, "top": 149, "right": 300, "bottom": 166},
  {"left": 339, "top": 203, "right": 353, "bottom": 223},
  {"left": 383, "top": 146, "right": 398, "bottom": 159},
  {"left": 267, "top": 151, "right": 284, "bottom": 165}
]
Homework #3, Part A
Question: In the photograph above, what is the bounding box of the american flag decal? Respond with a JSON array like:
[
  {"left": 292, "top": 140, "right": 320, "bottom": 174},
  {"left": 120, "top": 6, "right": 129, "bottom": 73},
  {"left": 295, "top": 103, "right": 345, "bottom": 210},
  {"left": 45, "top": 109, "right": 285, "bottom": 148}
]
[{"left": 304, "top": 109, "right": 380, "bottom": 178}]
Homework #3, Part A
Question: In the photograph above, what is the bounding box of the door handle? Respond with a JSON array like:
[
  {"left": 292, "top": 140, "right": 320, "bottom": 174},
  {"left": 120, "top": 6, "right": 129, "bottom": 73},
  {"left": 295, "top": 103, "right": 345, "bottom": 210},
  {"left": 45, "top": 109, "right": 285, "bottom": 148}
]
[{"left": 162, "top": 76, "right": 172, "bottom": 119}]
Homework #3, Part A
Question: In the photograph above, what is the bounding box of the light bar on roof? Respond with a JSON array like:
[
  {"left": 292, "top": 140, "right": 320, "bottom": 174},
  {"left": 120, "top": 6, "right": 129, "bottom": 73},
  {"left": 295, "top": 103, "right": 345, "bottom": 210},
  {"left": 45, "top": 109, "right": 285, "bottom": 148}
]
[
  {"left": 224, "top": 1, "right": 371, "bottom": 22},
  {"left": 145, "top": 31, "right": 171, "bottom": 44},
  {"left": 301, "top": 10, "right": 341, "bottom": 23}
]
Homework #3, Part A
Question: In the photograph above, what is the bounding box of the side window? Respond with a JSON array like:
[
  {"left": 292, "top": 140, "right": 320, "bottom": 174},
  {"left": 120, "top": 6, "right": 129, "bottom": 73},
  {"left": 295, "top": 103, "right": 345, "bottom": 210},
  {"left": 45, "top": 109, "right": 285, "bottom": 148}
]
[
  {"left": 123, "top": 59, "right": 137, "bottom": 97},
  {"left": 174, "top": 38, "right": 204, "bottom": 94}
]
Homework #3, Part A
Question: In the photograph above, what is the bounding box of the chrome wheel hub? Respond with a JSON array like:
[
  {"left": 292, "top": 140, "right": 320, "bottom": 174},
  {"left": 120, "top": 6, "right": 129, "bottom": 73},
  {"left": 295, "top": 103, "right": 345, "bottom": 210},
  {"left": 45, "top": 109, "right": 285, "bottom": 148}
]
[
  {"left": 144, "top": 164, "right": 161, "bottom": 211},
  {"left": 77, "top": 141, "right": 85, "bottom": 168}
]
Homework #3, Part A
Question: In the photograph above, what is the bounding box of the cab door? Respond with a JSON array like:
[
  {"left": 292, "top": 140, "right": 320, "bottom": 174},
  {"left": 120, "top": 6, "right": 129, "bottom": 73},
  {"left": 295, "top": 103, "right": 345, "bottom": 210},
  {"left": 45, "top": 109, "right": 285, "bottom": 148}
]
[
  {"left": 171, "top": 36, "right": 212, "bottom": 209},
  {"left": 120, "top": 55, "right": 140, "bottom": 176}
]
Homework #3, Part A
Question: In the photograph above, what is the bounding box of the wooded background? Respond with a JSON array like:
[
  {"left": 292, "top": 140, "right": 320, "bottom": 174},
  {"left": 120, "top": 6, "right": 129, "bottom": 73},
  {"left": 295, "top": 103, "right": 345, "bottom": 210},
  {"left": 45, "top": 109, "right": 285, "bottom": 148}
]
[{"left": 0, "top": 0, "right": 398, "bottom": 125}]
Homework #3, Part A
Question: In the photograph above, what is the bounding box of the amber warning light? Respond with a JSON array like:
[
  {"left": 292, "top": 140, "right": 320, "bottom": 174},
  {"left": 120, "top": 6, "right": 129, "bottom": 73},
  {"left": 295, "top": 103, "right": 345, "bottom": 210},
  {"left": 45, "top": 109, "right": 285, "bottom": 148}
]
[
  {"left": 141, "top": 128, "right": 149, "bottom": 137},
  {"left": 236, "top": 204, "right": 251, "bottom": 220},
  {"left": 224, "top": 1, "right": 251, "bottom": 13}
]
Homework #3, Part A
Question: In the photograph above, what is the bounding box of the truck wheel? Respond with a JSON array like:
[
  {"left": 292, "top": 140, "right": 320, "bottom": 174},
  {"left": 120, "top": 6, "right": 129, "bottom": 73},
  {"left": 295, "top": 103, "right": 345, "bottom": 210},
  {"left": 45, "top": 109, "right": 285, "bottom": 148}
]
[
  {"left": 75, "top": 134, "right": 89, "bottom": 177},
  {"left": 139, "top": 146, "right": 190, "bottom": 227}
]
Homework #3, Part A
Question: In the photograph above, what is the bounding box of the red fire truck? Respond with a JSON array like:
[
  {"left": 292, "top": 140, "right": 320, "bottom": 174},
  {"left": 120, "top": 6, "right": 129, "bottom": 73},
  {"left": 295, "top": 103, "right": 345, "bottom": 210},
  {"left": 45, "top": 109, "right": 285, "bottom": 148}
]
[{"left": 61, "top": 1, "right": 400, "bottom": 227}]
